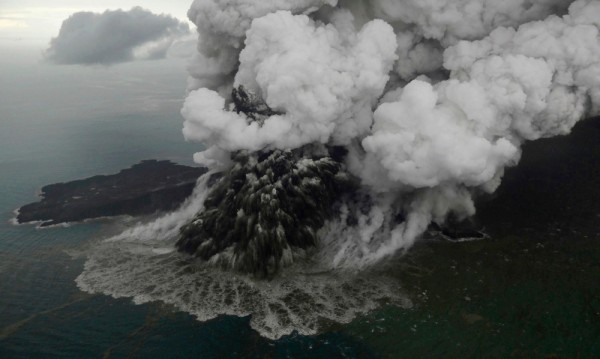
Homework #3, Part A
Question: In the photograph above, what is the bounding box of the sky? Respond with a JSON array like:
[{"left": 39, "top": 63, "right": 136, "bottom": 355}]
[
  {"left": 0, "top": 1, "right": 198, "bottom": 165},
  {"left": 0, "top": 1, "right": 192, "bottom": 45}
]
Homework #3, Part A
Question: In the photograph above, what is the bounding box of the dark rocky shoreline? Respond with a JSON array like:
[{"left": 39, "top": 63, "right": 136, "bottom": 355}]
[
  {"left": 16, "top": 160, "right": 207, "bottom": 227},
  {"left": 15, "top": 115, "right": 600, "bottom": 257}
]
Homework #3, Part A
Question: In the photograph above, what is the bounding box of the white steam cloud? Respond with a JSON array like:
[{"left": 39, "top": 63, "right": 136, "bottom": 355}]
[
  {"left": 181, "top": 0, "right": 600, "bottom": 266},
  {"left": 46, "top": 7, "right": 190, "bottom": 65},
  {"left": 183, "top": 10, "right": 397, "bottom": 152}
]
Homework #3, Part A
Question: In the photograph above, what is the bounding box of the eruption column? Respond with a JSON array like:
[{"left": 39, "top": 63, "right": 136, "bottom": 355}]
[{"left": 181, "top": 0, "right": 600, "bottom": 269}]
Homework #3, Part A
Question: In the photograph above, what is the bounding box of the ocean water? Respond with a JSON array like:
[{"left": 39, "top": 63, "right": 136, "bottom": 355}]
[{"left": 1, "top": 50, "right": 600, "bottom": 357}]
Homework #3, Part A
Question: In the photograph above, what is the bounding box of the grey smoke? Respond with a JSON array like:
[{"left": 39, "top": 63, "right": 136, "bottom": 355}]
[{"left": 45, "top": 7, "right": 190, "bottom": 65}]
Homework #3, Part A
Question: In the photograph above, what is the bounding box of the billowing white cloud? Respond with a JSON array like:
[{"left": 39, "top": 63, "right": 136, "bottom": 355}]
[
  {"left": 45, "top": 7, "right": 190, "bottom": 65},
  {"left": 185, "top": 0, "right": 338, "bottom": 93},
  {"left": 366, "top": 0, "right": 574, "bottom": 44},
  {"left": 340, "top": 0, "right": 576, "bottom": 82},
  {"left": 183, "top": 10, "right": 397, "bottom": 152},
  {"left": 360, "top": 80, "right": 518, "bottom": 189},
  {"left": 180, "top": 0, "right": 600, "bottom": 266}
]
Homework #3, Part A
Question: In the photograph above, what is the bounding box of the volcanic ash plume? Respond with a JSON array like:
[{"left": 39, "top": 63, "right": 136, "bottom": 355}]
[
  {"left": 178, "top": 0, "right": 600, "bottom": 272},
  {"left": 75, "top": 0, "right": 600, "bottom": 340}
]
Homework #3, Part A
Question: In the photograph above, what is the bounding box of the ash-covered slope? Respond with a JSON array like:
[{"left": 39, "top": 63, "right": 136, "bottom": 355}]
[
  {"left": 17, "top": 160, "right": 206, "bottom": 227},
  {"left": 177, "top": 87, "right": 355, "bottom": 277}
]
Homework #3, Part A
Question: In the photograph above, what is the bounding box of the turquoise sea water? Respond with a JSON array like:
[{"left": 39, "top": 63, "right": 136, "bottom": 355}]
[{"left": 1, "top": 51, "right": 599, "bottom": 358}]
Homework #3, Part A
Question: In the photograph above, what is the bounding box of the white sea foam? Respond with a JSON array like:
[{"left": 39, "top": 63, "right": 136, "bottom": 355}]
[
  {"left": 76, "top": 172, "right": 411, "bottom": 339},
  {"left": 8, "top": 217, "right": 24, "bottom": 226},
  {"left": 10, "top": 206, "right": 137, "bottom": 228},
  {"left": 76, "top": 239, "right": 410, "bottom": 339}
]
